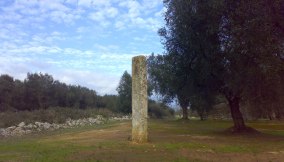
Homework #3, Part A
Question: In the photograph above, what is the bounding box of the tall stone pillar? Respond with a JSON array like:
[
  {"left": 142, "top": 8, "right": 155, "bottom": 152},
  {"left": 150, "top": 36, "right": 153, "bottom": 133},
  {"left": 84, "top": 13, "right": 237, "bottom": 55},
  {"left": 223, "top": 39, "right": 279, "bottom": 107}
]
[{"left": 132, "top": 55, "right": 148, "bottom": 143}]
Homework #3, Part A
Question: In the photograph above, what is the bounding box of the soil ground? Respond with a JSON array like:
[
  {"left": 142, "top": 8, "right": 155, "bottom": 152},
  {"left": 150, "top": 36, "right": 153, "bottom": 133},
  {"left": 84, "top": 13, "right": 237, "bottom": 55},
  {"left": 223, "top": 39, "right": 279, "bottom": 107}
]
[{"left": 0, "top": 119, "right": 284, "bottom": 162}]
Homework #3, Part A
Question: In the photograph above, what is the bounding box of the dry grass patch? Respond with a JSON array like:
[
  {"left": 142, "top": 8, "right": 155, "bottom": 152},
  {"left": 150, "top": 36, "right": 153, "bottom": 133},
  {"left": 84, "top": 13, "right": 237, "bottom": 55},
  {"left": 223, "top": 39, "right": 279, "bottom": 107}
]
[{"left": 0, "top": 119, "right": 284, "bottom": 162}]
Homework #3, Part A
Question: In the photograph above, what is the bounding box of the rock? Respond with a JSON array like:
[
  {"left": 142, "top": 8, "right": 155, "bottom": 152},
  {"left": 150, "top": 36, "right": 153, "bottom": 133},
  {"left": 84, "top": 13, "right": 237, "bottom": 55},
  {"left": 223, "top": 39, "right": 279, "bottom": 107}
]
[
  {"left": 96, "top": 115, "right": 104, "bottom": 120},
  {"left": 0, "top": 128, "right": 5, "bottom": 135},
  {"left": 35, "top": 122, "right": 42, "bottom": 127},
  {"left": 25, "top": 124, "right": 34, "bottom": 129},
  {"left": 0, "top": 115, "right": 130, "bottom": 138},
  {"left": 0, "top": 129, "right": 9, "bottom": 137},
  {"left": 51, "top": 124, "right": 59, "bottom": 130},
  {"left": 18, "top": 122, "right": 25, "bottom": 127},
  {"left": 7, "top": 126, "right": 16, "bottom": 131},
  {"left": 42, "top": 122, "right": 51, "bottom": 130},
  {"left": 25, "top": 130, "right": 32, "bottom": 134},
  {"left": 88, "top": 118, "right": 97, "bottom": 124},
  {"left": 13, "top": 127, "right": 25, "bottom": 136}
]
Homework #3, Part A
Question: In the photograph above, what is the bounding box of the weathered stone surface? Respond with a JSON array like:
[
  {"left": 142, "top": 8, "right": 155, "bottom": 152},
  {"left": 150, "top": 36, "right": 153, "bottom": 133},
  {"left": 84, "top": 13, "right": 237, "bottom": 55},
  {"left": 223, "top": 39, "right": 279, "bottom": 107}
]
[{"left": 132, "top": 55, "right": 148, "bottom": 143}]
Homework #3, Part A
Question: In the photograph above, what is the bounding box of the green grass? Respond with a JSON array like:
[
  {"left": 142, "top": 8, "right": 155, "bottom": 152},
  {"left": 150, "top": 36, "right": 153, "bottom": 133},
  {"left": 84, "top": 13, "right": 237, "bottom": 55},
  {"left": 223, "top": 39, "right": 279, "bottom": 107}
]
[{"left": 0, "top": 120, "right": 284, "bottom": 162}]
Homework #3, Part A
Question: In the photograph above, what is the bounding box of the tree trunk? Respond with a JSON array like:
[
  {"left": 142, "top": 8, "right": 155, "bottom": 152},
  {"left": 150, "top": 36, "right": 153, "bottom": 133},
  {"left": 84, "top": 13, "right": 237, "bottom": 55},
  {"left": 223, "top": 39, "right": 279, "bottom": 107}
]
[
  {"left": 227, "top": 96, "right": 246, "bottom": 131},
  {"left": 275, "top": 108, "right": 282, "bottom": 120},
  {"left": 177, "top": 94, "right": 189, "bottom": 120},
  {"left": 181, "top": 106, "right": 188, "bottom": 120}
]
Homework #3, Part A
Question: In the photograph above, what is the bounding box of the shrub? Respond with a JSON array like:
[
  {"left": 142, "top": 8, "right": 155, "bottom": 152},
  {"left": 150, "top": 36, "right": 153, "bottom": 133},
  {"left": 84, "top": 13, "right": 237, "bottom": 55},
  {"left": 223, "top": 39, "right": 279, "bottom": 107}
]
[{"left": 148, "top": 102, "right": 174, "bottom": 119}]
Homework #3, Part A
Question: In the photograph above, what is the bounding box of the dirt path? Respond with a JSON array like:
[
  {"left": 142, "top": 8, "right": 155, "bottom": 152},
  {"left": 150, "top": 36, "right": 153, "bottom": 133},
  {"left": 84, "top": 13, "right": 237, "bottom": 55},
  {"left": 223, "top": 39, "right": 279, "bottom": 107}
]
[{"left": 1, "top": 120, "right": 284, "bottom": 162}]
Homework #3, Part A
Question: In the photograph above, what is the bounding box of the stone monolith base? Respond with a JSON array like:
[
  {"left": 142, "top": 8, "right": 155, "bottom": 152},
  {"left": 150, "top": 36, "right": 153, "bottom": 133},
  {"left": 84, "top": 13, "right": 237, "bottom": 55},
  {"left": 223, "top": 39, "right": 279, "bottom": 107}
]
[{"left": 132, "top": 55, "right": 148, "bottom": 143}]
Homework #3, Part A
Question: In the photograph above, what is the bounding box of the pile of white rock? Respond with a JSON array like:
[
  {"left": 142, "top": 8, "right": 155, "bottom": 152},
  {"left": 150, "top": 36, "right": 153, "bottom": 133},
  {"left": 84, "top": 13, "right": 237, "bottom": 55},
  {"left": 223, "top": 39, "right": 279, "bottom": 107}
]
[{"left": 0, "top": 115, "right": 130, "bottom": 137}]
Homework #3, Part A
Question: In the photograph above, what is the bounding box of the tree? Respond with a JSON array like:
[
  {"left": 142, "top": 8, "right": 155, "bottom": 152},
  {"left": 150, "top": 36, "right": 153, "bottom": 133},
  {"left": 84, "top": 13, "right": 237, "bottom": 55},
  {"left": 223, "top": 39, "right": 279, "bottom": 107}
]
[
  {"left": 218, "top": 0, "right": 284, "bottom": 130},
  {"left": 149, "top": 0, "right": 223, "bottom": 120},
  {"left": 116, "top": 71, "right": 132, "bottom": 114},
  {"left": 101, "top": 95, "right": 119, "bottom": 112},
  {"left": 50, "top": 81, "right": 68, "bottom": 107},
  {"left": 190, "top": 92, "right": 215, "bottom": 121},
  {"left": 24, "top": 73, "right": 54, "bottom": 110},
  {"left": 0, "top": 72, "right": 101, "bottom": 112},
  {"left": 11, "top": 79, "right": 25, "bottom": 111},
  {"left": 148, "top": 54, "right": 191, "bottom": 119},
  {"left": 157, "top": 0, "right": 284, "bottom": 131},
  {"left": 0, "top": 75, "right": 15, "bottom": 111}
]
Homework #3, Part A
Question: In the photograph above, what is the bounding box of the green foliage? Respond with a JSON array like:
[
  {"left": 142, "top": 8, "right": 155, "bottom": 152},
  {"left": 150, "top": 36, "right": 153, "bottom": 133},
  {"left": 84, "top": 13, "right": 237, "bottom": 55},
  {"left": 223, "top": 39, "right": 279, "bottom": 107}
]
[
  {"left": 190, "top": 93, "right": 215, "bottom": 120},
  {"left": 24, "top": 73, "right": 54, "bottom": 110},
  {"left": 149, "top": 0, "right": 223, "bottom": 119},
  {"left": 116, "top": 71, "right": 132, "bottom": 114},
  {"left": 96, "top": 95, "right": 119, "bottom": 112},
  {"left": 147, "top": 54, "right": 191, "bottom": 119},
  {"left": 153, "top": 0, "right": 284, "bottom": 128},
  {"left": 0, "top": 73, "right": 118, "bottom": 113},
  {"left": 116, "top": 70, "right": 169, "bottom": 116},
  {"left": 218, "top": 0, "right": 284, "bottom": 124},
  {"left": 148, "top": 100, "right": 174, "bottom": 119},
  {"left": 0, "top": 75, "right": 15, "bottom": 111}
]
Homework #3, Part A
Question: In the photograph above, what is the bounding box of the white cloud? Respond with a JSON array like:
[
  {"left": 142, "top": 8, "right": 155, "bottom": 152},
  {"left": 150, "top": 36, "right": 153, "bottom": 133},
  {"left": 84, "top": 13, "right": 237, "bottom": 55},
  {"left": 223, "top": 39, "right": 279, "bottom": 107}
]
[
  {"left": 111, "top": 0, "right": 163, "bottom": 31},
  {"left": 89, "top": 11, "right": 105, "bottom": 21},
  {"left": 105, "top": 7, "right": 119, "bottom": 18},
  {"left": 77, "top": 0, "right": 94, "bottom": 7},
  {"left": 88, "top": 6, "right": 119, "bottom": 27},
  {"left": 114, "top": 20, "right": 125, "bottom": 30},
  {"left": 119, "top": 0, "right": 141, "bottom": 18},
  {"left": 1, "top": 0, "right": 84, "bottom": 26},
  {"left": 76, "top": 26, "right": 90, "bottom": 33},
  {"left": 0, "top": 0, "right": 164, "bottom": 94},
  {"left": 52, "top": 69, "right": 120, "bottom": 94},
  {"left": 93, "top": 44, "right": 119, "bottom": 52}
]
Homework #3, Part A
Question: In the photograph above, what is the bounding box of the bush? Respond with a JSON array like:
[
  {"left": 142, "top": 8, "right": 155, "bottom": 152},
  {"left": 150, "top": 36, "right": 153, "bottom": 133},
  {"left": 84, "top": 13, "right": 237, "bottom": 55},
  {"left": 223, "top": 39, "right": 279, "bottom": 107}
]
[{"left": 148, "top": 102, "right": 174, "bottom": 119}]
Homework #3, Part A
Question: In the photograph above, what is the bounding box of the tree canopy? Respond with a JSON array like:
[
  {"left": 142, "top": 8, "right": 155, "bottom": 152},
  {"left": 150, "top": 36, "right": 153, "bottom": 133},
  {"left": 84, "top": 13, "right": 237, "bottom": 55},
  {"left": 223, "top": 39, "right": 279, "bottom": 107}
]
[
  {"left": 149, "top": 0, "right": 284, "bottom": 131},
  {"left": 116, "top": 71, "right": 132, "bottom": 114},
  {"left": 148, "top": 0, "right": 223, "bottom": 120},
  {"left": 0, "top": 73, "right": 98, "bottom": 111}
]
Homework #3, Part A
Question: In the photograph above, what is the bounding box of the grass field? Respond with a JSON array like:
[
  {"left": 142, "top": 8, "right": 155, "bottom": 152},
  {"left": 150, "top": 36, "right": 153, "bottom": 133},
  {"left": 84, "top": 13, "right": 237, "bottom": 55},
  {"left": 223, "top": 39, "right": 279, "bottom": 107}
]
[{"left": 0, "top": 119, "right": 284, "bottom": 162}]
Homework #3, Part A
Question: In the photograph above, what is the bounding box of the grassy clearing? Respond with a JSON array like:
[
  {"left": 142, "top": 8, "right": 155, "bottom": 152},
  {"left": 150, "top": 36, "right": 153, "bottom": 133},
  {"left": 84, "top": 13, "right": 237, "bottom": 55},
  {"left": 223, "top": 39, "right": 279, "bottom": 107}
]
[{"left": 0, "top": 120, "right": 284, "bottom": 162}]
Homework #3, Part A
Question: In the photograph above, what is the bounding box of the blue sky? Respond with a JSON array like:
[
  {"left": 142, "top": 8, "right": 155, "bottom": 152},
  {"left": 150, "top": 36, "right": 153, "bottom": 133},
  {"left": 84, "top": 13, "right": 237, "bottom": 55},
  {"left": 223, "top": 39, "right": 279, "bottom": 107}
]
[{"left": 0, "top": 0, "right": 165, "bottom": 94}]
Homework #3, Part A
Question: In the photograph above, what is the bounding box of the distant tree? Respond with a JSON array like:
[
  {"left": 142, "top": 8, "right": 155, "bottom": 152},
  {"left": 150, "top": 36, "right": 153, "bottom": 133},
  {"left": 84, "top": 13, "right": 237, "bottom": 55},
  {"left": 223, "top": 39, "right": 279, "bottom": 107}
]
[
  {"left": 0, "top": 75, "right": 15, "bottom": 111},
  {"left": 148, "top": 99, "right": 174, "bottom": 119},
  {"left": 100, "top": 95, "right": 119, "bottom": 112},
  {"left": 116, "top": 71, "right": 132, "bottom": 114},
  {"left": 50, "top": 81, "right": 68, "bottom": 107},
  {"left": 11, "top": 79, "right": 25, "bottom": 110},
  {"left": 24, "top": 73, "right": 54, "bottom": 110},
  {"left": 78, "top": 86, "right": 96, "bottom": 109},
  {"left": 0, "top": 72, "right": 102, "bottom": 112},
  {"left": 148, "top": 54, "right": 191, "bottom": 119},
  {"left": 189, "top": 93, "right": 215, "bottom": 121}
]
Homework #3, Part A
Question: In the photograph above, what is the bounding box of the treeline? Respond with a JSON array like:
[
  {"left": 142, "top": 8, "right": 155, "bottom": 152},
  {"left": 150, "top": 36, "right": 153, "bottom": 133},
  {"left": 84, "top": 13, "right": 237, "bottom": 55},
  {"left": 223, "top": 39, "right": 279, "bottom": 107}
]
[
  {"left": 0, "top": 72, "right": 174, "bottom": 118},
  {"left": 0, "top": 73, "right": 100, "bottom": 111}
]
